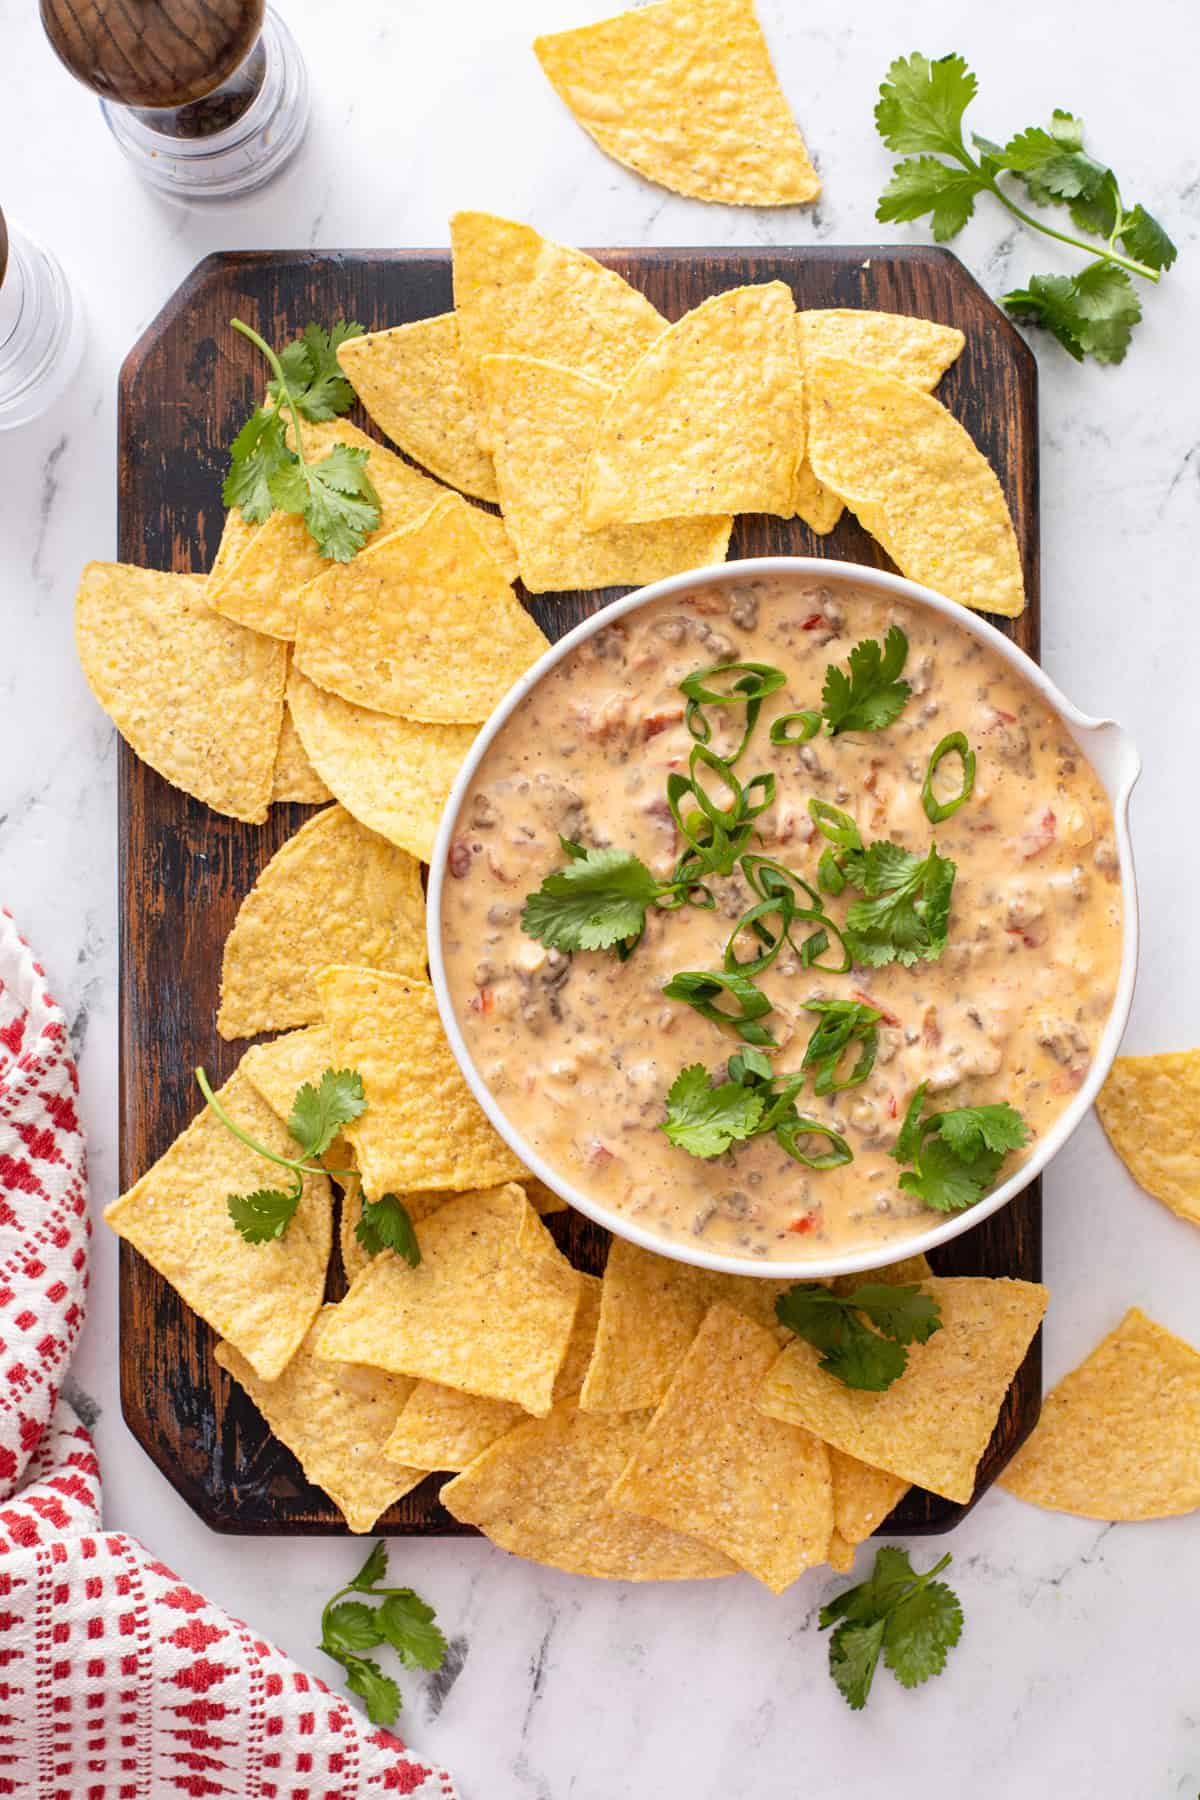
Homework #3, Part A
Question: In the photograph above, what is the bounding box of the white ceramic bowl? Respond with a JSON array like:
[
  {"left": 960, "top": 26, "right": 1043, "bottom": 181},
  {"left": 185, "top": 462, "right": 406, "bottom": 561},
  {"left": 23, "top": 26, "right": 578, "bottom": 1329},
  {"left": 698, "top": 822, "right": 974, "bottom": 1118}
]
[{"left": 428, "top": 558, "right": 1141, "bottom": 1280}]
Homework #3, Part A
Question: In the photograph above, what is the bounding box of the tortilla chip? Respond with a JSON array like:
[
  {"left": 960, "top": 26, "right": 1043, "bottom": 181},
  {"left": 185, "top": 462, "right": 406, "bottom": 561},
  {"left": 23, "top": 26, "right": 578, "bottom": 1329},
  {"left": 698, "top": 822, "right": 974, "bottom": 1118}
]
[
  {"left": 798, "top": 310, "right": 965, "bottom": 390},
  {"left": 1095, "top": 1049, "right": 1200, "bottom": 1228},
  {"left": 335, "top": 314, "right": 499, "bottom": 501},
  {"left": 834, "top": 1252, "right": 932, "bottom": 1296},
  {"left": 75, "top": 562, "right": 286, "bottom": 824},
  {"left": 610, "top": 1304, "right": 833, "bottom": 1592},
  {"left": 215, "top": 1306, "right": 425, "bottom": 1531},
  {"left": 383, "top": 1274, "right": 603, "bottom": 1471},
  {"left": 580, "top": 1235, "right": 791, "bottom": 1414},
  {"left": 533, "top": 0, "right": 820, "bottom": 207},
  {"left": 806, "top": 356, "right": 1025, "bottom": 619},
  {"left": 790, "top": 458, "right": 844, "bottom": 535},
  {"left": 316, "top": 967, "right": 524, "bottom": 1196},
  {"left": 207, "top": 418, "right": 516, "bottom": 640},
  {"left": 287, "top": 668, "right": 474, "bottom": 861},
  {"left": 523, "top": 1175, "right": 568, "bottom": 1215},
  {"left": 450, "top": 211, "right": 665, "bottom": 401},
  {"left": 208, "top": 507, "right": 260, "bottom": 586},
  {"left": 341, "top": 1173, "right": 563, "bottom": 1286},
  {"left": 758, "top": 1277, "right": 1049, "bottom": 1504},
  {"left": 104, "top": 1069, "right": 331, "bottom": 1381},
  {"left": 998, "top": 1308, "right": 1200, "bottom": 1520},
  {"left": 583, "top": 283, "right": 804, "bottom": 525},
  {"left": 441, "top": 1399, "right": 734, "bottom": 1580},
  {"left": 272, "top": 695, "right": 333, "bottom": 804},
  {"left": 235, "top": 1026, "right": 354, "bottom": 1182},
  {"left": 827, "top": 1532, "right": 856, "bottom": 1574},
  {"left": 218, "top": 805, "right": 426, "bottom": 1039},
  {"left": 316, "top": 1184, "right": 581, "bottom": 1413},
  {"left": 293, "top": 493, "right": 548, "bottom": 722},
  {"left": 481, "top": 355, "right": 731, "bottom": 593},
  {"left": 829, "top": 1449, "right": 909, "bottom": 1545}
]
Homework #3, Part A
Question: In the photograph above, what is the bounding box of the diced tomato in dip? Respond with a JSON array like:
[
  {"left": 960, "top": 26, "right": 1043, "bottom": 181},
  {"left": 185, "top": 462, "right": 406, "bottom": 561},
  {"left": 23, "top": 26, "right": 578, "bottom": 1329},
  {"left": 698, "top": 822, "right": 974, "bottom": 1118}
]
[{"left": 440, "top": 576, "right": 1123, "bottom": 1264}]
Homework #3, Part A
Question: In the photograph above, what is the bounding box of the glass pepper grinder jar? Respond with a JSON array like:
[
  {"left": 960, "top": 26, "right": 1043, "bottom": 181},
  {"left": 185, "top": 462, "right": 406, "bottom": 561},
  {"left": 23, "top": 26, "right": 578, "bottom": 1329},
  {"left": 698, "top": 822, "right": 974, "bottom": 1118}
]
[{"left": 0, "top": 206, "right": 86, "bottom": 430}]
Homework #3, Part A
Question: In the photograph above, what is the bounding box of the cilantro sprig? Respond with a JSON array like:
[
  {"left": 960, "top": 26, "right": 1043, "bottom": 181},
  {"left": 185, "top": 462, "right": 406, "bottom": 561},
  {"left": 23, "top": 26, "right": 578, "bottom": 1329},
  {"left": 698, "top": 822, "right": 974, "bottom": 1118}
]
[
  {"left": 224, "top": 318, "right": 381, "bottom": 559},
  {"left": 662, "top": 1051, "right": 853, "bottom": 1171},
  {"left": 776, "top": 1279, "right": 942, "bottom": 1390},
  {"left": 822, "top": 626, "right": 911, "bottom": 735},
  {"left": 875, "top": 53, "right": 1176, "bottom": 364},
  {"left": 892, "top": 1085, "right": 1028, "bottom": 1213},
  {"left": 842, "top": 840, "right": 956, "bottom": 969},
  {"left": 521, "top": 840, "right": 666, "bottom": 959},
  {"left": 196, "top": 1065, "right": 419, "bottom": 1261},
  {"left": 821, "top": 1546, "right": 963, "bottom": 1709},
  {"left": 319, "top": 1541, "right": 447, "bottom": 1727}
]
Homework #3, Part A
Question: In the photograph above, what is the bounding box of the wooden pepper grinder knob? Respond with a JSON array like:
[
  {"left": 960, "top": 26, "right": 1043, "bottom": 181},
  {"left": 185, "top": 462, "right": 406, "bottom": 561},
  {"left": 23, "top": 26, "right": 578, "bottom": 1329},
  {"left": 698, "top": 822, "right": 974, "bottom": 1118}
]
[{"left": 40, "top": 0, "right": 266, "bottom": 130}]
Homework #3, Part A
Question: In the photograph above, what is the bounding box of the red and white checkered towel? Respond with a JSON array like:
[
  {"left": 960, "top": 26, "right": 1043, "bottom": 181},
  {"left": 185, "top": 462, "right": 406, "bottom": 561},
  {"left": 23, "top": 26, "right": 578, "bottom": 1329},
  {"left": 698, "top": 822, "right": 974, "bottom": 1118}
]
[{"left": 0, "top": 910, "right": 458, "bottom": 1799}]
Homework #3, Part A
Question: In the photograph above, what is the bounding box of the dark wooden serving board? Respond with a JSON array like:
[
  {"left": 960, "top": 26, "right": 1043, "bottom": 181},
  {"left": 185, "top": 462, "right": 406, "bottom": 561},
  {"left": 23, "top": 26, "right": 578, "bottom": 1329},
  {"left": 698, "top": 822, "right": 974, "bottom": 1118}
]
[{"left": 118, "top": 245, "right": 1040, "bottom": 1536}]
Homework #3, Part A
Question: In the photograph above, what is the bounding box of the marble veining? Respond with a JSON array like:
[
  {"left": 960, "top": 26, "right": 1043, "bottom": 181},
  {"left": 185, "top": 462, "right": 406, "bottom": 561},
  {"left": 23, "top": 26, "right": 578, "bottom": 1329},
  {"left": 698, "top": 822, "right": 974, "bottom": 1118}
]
[{"left": 1, "top": 0, "right": 1197, "bottom": 1793}]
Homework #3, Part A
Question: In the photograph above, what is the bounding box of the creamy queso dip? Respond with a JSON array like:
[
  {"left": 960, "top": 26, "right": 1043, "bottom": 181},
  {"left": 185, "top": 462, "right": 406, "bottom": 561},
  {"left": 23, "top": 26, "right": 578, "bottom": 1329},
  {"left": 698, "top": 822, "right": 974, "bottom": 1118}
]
[{"left": 441, "top": 575, "right": 1122, "bottom": 1263}]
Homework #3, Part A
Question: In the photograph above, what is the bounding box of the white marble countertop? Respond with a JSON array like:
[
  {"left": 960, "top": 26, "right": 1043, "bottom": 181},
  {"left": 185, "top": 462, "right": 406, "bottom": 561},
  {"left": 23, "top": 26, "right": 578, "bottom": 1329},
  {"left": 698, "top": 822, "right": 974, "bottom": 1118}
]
[{"left": 2, "top": 0, "right": 1198, "bottom": 1792}]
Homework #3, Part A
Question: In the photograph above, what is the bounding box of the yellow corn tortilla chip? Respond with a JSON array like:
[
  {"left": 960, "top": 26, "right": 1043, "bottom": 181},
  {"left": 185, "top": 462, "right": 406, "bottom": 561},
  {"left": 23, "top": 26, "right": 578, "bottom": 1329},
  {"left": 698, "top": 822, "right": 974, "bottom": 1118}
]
[
  {"left": 1095, "top": 1049, "right": 1200, "bottom": 1228},
  {"left": 790, "top": 458, "right": 844, "bottom": 535},
  {"left": 583, "top": 283, "right": 804, "bottom": 526},
  {"left": 384, "top": 1274, "right": 603, "bottom": 1471},
  {"left": 523, "top": 1175, "right": 568, "bottom": 1215},
  {"left": 272, "top": 695, "right": 333, "bottom": 804},
  {"left": 316, "top": 1184, "right": 581, "bottom": 1413},
  {"left": 998, "top": 1308, "right": 1200, "bottom": 1520},
  {"left": 236, "top": 1024, "right": 351, "bottom": 1169},
  {"left": 806, "top": 356, "right": 1025, "bottom": 619},
  {"left": 293, "top": 494, "right": 548, "bottom": 723},
  {"left": 104, "top": 1069, "right": 331, "bottom": 1381},
  {"left": 215, "top": 1306, "right": 425, "bottom": 1532},
  {"left": 481, "top": 354, "right": 731, "bottom": 594},
  {"left": 208, "top": 507, "right": 260, "bottom": 586},
  {"left": 207, "top": 418, "right": 516, "bottom": 640},
  {"left": 287, "top": 668, "right": 474, "bottom": 862},
  {"left": 218, "top": 805, "right": 426, "bottom": 1039},
  {"left": 534, "top": 0, "right": 819, "bottom": 207},
  {"left": 335, "top": 314, "right": 499, "bottom": 502},
  {"left": 758, "top": 1277, "right": 1048, "bottom": 1504},
  {"left": 610, "top": 1304, "right": 833, "bottom": 1592},
  {"left": 450, "top": 211, "right": 665, "bottom": 402},
  {"left": 579, "top": 1235, "right": 791, "bottom": 1414},
  {"left": 829, "top": 1449, "right": 909, "bottom": 1545},
  {"left": 342, "top": 1174, "right": 564, "bottom": 1287},
  {"left": 316, "top": 967, "right": 524, "bottom": 1196},
  {"left": 75, "top": 562, "right": 286, "bottom": 825},
  {"left": 827, "top": 1531, "right": 856, "bottom": 1575},
  {"left": 441, "top": 1398, "right": 734, "bottom": 1580},
  {"left": 833, "top": 1252, "right": 932, "bottom": 1296},
  {"left": 798, "top": 310, "right": 965, "bottom": 390}
]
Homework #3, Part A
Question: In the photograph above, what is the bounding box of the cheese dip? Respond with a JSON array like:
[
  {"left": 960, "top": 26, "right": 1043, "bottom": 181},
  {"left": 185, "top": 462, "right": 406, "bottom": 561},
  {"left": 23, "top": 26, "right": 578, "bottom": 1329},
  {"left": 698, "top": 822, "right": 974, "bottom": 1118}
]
[{"left": 440, "top": 574, "right": 1122, "bottom": 1263}]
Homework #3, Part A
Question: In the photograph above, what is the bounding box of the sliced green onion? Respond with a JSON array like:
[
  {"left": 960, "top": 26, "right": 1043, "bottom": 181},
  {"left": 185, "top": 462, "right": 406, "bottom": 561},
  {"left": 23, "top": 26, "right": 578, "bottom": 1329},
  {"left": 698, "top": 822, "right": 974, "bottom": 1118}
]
[
  {"left": 769, "top": 710, "right": 821, "bottom": 745},
  {"left": 680, "top": 661, "right": 787, "bottom": 706},
  {"left": 922, "top": 731, "right": 976, "bottom": 823},
  {"left": 787, "top": 907, "right": 852, "bottom": 974},
  {"left": 723, "top": 897, "right": 792, "bottom": 976},
  {"left": 807, "top": 797, "right": 864, "bottom": 852},
  {"left": 662, "top": 969, "right": 776, "bottom": 1045},
  {"left": 817, "top": 847, "right": 846, "bottom": 895},
  {"left": 773, "top": 1115, "right": 854, "bottom": 1169},
  {"left": 741, "top": 854, "right": 823, "bottom": 913}
]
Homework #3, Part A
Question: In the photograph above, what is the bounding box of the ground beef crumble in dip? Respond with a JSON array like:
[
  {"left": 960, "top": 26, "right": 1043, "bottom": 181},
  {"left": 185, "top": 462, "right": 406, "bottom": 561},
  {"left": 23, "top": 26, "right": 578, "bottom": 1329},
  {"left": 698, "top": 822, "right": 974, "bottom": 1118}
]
[{"left": 440, "top": 575, "right": 1123, "bottom": 1263}]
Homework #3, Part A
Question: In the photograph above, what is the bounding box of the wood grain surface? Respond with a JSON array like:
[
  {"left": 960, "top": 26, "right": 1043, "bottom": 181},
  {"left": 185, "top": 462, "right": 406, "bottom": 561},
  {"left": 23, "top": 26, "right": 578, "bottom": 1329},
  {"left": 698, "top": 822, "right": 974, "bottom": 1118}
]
[{"left": 117, "top": 246, "right": 1040, "bottom": 1535}]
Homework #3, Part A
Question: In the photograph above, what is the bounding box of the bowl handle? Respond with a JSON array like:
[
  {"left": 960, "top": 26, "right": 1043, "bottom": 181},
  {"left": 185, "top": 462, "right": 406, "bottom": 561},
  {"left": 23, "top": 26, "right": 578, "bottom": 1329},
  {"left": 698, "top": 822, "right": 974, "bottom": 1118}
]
[{"left": 1069, "top": 717, "right": 1141, "bottom": 806}]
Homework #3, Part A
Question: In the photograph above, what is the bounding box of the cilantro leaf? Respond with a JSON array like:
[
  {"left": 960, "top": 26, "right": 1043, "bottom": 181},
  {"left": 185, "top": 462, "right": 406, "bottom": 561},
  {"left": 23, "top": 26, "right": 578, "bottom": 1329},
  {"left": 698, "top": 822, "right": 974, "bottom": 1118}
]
[
  {"left": 661, "top": 1063, "right": 765, "bottom": 1158},
  {"left": 226, "top": 1184, "right": 301, "bottom": 1244},
  {"left": 267, "top": 320, "right": 364, "bottom": 421},
  {"left": 349, "top": 1540, "right": 389, "bottom": 1590},
  {"left": 876, "top": 156, "right": 986, "bottom": 240},
  {"left": 843, "top": 841, "right": 956, "bottom": 968},
  {"left": 320, "top": 1541, "right": 446, "bottom": 1727},
  {"left": 1117, "top": 204, "right": 1177, "bottom": 273},
  {"left": 340, "top": 1654, "right": 402, "bottom": 1726},
  {"left": 323, "top": 1600, "right": 386, "bottom": 1654},
  {"left": 883, "top": 1579, "right": 964, "bottom": 1688},
  {"left": 891, "top": 1092, "right": 1026, "bottom": 1212},
  {"left": 223, "top": 406, "right": 291, "bottom": 523},
  {"left": 875, "top": 53, "right": 977, "bottom": 158},
  {"left": 828, "top": 1618, "right": 888, "bottom": 1711},
  {"left": 377, "top": 1591, "right": 449, "bottom": 1671},
  {"left": 775, "top": 1281, "right": 940, "bottom": 1391},
  {"left": 822, "top": 627, "right": 911, "bottom": 735},
  {"left": 522, "top": 843, "right": 663, "bottom": 954},
  {"left": 268, "top": 442, "right": 382, "bottom": 562},
  {"left": 821, "top": 1547, "right": 962, "bottom": 1709},
  {"left": 288, "top": 1068, "right": 366, "bottom": 1160},
  {"left": 356, "top": 1193, "right": 421, "bottom": 1267}
]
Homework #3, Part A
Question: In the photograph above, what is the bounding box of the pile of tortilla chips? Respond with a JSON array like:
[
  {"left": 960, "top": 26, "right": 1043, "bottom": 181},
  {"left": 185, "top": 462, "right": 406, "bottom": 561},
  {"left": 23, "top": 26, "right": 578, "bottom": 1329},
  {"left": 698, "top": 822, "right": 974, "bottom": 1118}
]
[{"left": 76, "top": 210, "right": 1025, "bottom": 831}]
